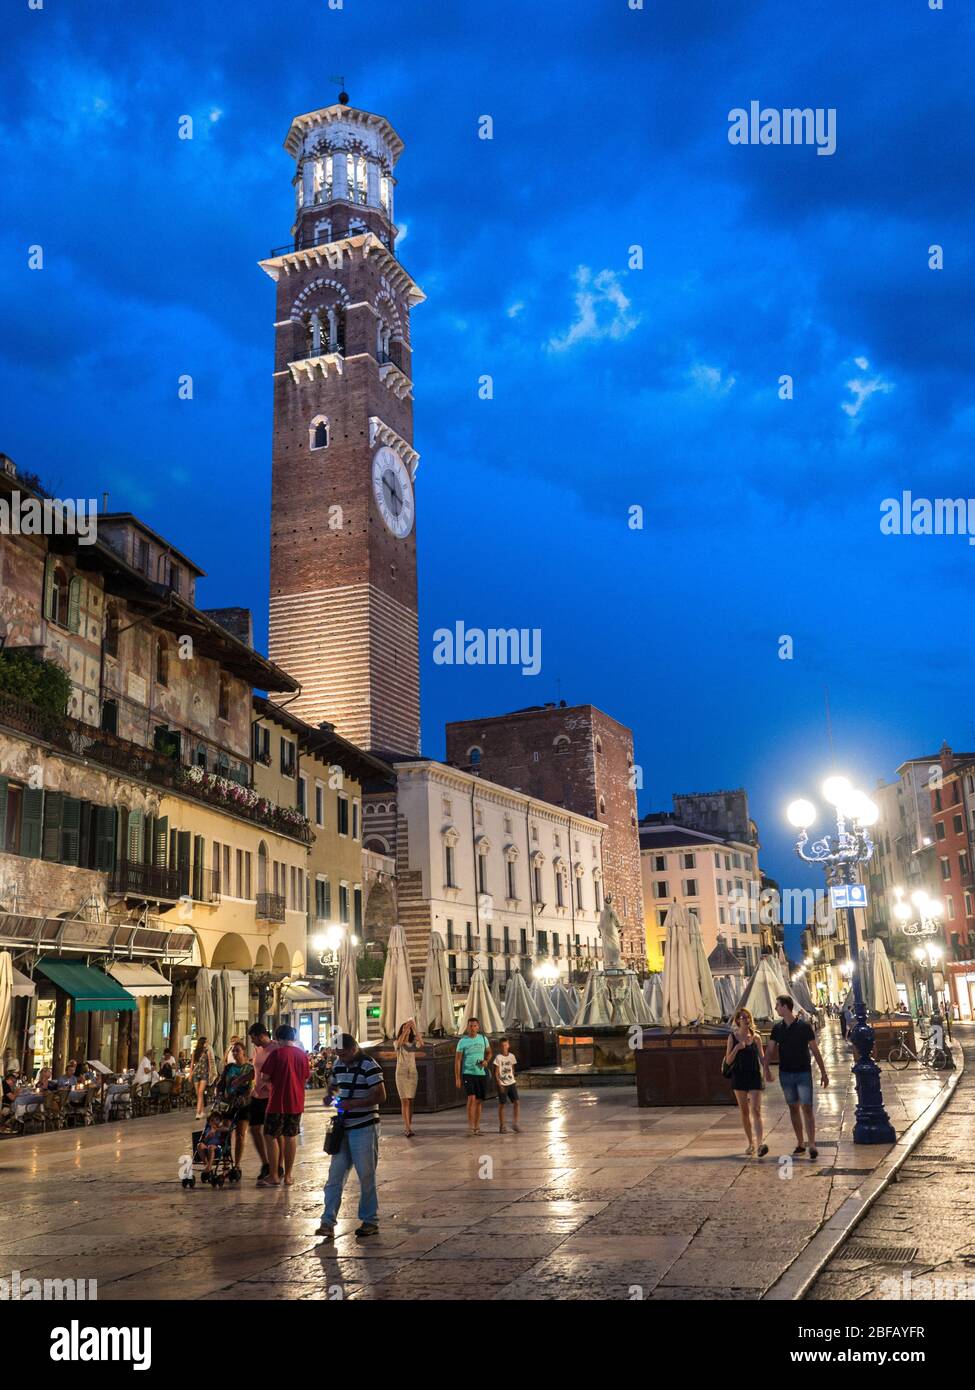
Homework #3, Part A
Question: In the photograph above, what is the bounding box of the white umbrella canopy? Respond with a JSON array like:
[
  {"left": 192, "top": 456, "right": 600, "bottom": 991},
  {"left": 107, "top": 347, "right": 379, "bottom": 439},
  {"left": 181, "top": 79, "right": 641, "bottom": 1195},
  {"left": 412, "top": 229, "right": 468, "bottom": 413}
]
[
  {"left": 660, "top": 903, "right": 707, "bottom": 1027},
  {"left": 864, "top": 937, "right": 901, "bottom": 1014},
  {"left": 195, "top": 967, "right": 216, "bottom": 1044},
  {"left": 334, "top": 936, "right": 360, "bottom": 1038},
  {"left": 419, "top": 930, "right": 455, "bottom": 1035},
  {"left": 460, "top": 968, "right": 504, "bottom": 1034},
  {"left": 548, "top": 982, "right": 577, "bottom": 1024},
  {"left": 380, "top": 924, "right": 416, "bottom": 1039},
  {"left": 790, "top": 973, "right": 818, "bottom": 1016},
  {"left": 716, "top": 974, "right": 741, "bottom": 1018},
  {"left": 219, "top": 970, "right": 234, "bottom": 1058},
  {"left": 490, "top": 974, "right": 504, "bottom": 1010},
  {"left": 0, "top": 951, "right": 12, "bottom": 1063},
  {"left": 643, "top": 973, "right": 664, "bottom": 1024},
  {"left": 688, "top": 911, "right": 721, "bottom": 1022},
  {"left": 573, "top": 970, "right": 615, "bottom": 1025},
  {"left": 737, "top": 956, "right": 786, "bottom": 1025},
  {"left": 503, "top": 971, "right": 541, "bottom": 1029},
  {"left": 528, "top": 978, "right": 562, "bottom": 1027}
]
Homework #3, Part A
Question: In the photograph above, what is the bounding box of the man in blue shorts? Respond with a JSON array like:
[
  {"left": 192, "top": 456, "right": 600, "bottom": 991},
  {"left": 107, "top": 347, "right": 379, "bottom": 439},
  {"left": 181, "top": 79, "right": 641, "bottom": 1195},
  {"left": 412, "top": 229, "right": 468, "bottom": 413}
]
[
  {"left": 455, "top": 1017, "right": 492, "bottom": 1137},
  {"left": 765, "top": 993, "right": 829, "bottom": 1161}
]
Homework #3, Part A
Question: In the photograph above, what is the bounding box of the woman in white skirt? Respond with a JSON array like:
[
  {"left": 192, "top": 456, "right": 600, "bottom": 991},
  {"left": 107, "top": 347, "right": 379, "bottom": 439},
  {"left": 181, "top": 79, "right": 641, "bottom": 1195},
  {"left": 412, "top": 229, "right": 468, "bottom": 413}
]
[{"left": 394, "top": 1020, "right": 422, "bottom": 1137}]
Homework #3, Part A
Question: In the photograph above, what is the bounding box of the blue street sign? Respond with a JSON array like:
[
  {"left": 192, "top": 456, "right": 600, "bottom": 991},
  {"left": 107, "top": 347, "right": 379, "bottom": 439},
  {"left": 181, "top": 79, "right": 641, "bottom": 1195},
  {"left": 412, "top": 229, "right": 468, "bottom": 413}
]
[{"left": 830, "top": 883, "right": 868, "bottom": 910}]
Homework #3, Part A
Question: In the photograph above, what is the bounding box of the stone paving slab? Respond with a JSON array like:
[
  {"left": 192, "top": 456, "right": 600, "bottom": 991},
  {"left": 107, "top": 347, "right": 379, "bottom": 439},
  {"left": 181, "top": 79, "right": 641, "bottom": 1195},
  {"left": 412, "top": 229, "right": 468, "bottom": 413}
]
[{"left": 0, "top": 1022, "right": 956, "bottom": 1301}]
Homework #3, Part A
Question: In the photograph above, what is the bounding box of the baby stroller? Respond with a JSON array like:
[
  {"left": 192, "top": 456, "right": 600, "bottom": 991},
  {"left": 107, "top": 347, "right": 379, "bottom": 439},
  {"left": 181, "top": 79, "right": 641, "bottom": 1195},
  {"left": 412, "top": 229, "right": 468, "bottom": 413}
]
[{"left": 183, "top": 1096, "right": 245, "bottom": 1189}]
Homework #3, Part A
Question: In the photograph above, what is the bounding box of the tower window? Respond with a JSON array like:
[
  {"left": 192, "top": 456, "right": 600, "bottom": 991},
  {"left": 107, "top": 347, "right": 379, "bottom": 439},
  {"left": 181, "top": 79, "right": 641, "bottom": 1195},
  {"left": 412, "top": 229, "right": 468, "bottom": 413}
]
[
  {"left": 310, "top": 416, "right": 330, "bottom": 450},
  {"left": 468, "top": 746, "right": 482, "bottom": 767}
]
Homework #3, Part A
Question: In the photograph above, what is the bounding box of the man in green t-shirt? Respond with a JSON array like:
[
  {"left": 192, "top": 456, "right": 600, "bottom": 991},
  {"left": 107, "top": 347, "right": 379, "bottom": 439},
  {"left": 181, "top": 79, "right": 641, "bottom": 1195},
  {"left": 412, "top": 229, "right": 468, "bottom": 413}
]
[{"left": 455, "top": 1018, "right": 492, "bottom": 1137}]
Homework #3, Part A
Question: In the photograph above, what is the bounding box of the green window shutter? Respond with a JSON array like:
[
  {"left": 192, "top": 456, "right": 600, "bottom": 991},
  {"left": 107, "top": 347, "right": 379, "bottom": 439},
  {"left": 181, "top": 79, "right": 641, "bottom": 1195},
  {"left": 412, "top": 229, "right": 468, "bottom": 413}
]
[
  {"left": 154, "top": 816, "right": 169, "bottom": 867},
  {"left": 42, "top": 791, "right": 64, "bottom": 861},
  {"left": 21, "top": 788, "right": 43, "bottom": 858},
  {"left": 192, "top": 834, "right": 205, "bottom": 899},
  {"left": 43, "top": 555, "right": 56, "bottom": 621},
  {"left": 94, "top": 806, "right": 118, "bottom": 871},
  {"left": 67, "top": 577, "right": 82, "bottom": 634},
  {"left": 324, "top": 878, "right": 332, "bottom": 920},
  {"left": 60, "top": 796, "right": 82, "bottom": 866},
  {"left": 144, "top": 814, "right": 154, "bottom": 864},
  {"left": 177, "top": 830, "right": 192, "bottom": 896},
  {"left": 0, "top": 777, "right": 7, "bottom": 852},
  {"left": 77, "top": 801, "right": 93, "bottom": 868},
  {"left": 128, "top": 808, "right": 144, "bottom": 864}
]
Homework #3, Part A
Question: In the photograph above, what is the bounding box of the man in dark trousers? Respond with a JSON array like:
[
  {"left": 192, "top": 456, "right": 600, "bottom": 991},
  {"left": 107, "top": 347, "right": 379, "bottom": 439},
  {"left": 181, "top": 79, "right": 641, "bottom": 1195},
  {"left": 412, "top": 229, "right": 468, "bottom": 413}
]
[{"left": 765, "top": 994, "right": 829, "bottom": 1161}]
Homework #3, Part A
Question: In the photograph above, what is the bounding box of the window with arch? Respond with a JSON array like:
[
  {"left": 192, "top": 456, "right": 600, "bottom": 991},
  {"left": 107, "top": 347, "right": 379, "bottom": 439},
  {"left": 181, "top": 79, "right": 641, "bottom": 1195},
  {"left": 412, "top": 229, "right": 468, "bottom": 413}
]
[
  {"left": 595, "top": 736, "right": 603, "bottom": 754},
  {"left": 310, "top": 415, "right": 330, "bottom": 450},
  {"left": 43, "top": 561, "right": 72, "bottom": 629},
  {"left": 195, "top": 742, "right": 207, "bottom": 769},
  {"left": 468, "top": 746, "right": 482, "bottom": 767},
  {"left": 555, "top": 865, "right": 565, "bottom": 909},
  {"left": 313, "top": 217, "right": 332, "bottom": 246},
  {"left": 103, "top": 603, "right": 120, "bottom": 658},
  {"left": 218, "top": 672, "right": 231, "bottom": 722},
  {"left": 304, "top": 304, "right": 345, "bottom": 358},
  {"left": 155, "top": 636, "right": 169, "bottom": 687},
  {"left": 554, "top": 735, "right": 570, "bottom": 755},
  {"left": 594, "top": 872, "right": 603, "bottom": 913},
  {"left": 598, "top": 796, "right": 607, "bottom": 816}
]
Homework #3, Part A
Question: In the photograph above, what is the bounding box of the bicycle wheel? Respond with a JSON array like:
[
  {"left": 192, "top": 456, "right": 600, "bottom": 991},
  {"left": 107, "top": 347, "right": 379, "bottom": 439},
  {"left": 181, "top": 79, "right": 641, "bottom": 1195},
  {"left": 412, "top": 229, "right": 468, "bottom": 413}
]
[
  {"left": 887, "top": 1044, "right": 911, "bottom": 1070},
  {"left": 930, "top": 1049, "right": 950, "bottom": 1070}
]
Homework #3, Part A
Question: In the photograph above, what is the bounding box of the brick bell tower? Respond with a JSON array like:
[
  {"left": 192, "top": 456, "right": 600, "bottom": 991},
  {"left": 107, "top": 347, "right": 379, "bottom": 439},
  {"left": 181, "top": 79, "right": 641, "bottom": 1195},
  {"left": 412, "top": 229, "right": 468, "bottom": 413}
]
[{"left": 261, "top": 92, "right": 423, "bottom": 759}]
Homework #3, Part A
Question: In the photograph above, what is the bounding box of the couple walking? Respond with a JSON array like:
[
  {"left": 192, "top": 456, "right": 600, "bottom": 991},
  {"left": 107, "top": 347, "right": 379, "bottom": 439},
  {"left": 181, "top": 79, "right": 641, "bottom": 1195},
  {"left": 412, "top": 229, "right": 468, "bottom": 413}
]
[{"left": 725, "top": 994, "right": 829, "bottom": 1160}]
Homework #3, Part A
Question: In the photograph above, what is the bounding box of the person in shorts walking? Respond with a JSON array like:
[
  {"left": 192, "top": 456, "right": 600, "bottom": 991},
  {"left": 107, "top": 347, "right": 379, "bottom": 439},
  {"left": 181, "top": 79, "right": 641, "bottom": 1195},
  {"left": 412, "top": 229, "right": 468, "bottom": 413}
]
[
  {"left": 492, "top": 1038, "right": 520, "bottom": 1133},
  {"left": 765, "top": 994, "right": 829, "bottom": 1161},
  {"left": 455, "top": 1018, "right": 492, "bottom": 1137},
  {"left": 258, "top": 1025, "right": 310, "bottom": 1187},
  {"left": 247, "top": 1022, "right": 276, "bottom": 1183}
]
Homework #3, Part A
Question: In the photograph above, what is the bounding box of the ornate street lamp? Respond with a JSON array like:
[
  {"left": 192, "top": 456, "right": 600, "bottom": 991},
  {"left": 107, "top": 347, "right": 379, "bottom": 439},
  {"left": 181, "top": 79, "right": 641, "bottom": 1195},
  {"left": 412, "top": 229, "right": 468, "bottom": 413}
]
[
  {"left": 892, "top": 887, "right": 948, "bottom": 1032},
  {"left": 787, "top": 776, "right": 895, "bottom": 1144}
]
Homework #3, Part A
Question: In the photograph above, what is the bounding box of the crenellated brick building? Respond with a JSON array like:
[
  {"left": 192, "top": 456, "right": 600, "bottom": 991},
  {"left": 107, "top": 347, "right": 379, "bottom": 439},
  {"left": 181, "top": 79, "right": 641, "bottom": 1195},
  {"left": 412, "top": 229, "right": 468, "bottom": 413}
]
[{"left": 445, "top": 702, "right": 645, "bottom": 964}]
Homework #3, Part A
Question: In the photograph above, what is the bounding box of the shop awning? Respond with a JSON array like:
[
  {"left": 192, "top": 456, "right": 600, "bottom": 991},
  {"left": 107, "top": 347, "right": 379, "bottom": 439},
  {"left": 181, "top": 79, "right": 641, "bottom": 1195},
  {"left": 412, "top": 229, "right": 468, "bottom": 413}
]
[
  {"left": 281, "top": 981, "right": 330, "bottom": 1005},
  {"left": 35, "top": 958, "right": 137, "bottom": 1012},
  {"left": 12, "top": 966, "right": 35, "bottom": 998},
  {"left": 106, "top": 963, "right": 172, "bottom": 999}
]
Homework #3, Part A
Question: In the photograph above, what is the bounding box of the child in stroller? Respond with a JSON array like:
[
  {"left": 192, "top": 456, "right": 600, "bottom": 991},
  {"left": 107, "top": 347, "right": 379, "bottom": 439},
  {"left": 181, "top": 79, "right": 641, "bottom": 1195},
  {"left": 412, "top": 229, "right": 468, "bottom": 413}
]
[{"left": 186, "top": 1098, "right": 246, "bottom": 1187}]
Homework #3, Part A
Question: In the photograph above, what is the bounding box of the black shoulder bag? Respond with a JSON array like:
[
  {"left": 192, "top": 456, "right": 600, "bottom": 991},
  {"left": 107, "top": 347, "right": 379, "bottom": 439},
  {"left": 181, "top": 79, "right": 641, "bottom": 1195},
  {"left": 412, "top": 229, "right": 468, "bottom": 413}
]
[{"left": 324, "top": 1058, "right": 365, "bottom": 1154}]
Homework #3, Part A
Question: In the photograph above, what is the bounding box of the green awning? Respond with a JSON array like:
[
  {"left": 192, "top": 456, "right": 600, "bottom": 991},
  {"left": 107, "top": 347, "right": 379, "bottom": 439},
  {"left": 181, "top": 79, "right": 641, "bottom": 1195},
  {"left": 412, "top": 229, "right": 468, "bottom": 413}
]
[{"left": 35, "top": 958, "right": 137, "bottom": 1013}]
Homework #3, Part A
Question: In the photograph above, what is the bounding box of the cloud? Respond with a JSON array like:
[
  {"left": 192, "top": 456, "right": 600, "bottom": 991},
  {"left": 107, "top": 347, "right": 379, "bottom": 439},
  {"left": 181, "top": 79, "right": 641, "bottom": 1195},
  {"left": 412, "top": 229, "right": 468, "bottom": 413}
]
[
  {"left": 547, "top": 267, "right": 639, "bottom": 353},
  {"left": 506, "top": 300, "right": 524, "bottom": 319},
  {"left": 842, "top": 356, "right": 894, "bottom": 418},
  {"left": 689, "top": 362, "right": 736, "bottom": 396}
]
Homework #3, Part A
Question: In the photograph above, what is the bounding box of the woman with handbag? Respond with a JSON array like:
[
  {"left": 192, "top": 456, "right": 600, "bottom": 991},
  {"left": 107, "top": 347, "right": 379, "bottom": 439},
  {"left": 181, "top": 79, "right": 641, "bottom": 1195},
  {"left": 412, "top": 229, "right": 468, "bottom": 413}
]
[
  {"left": 724, "top": 1007, "right": 768, "bottom": 1157},
  {"left": 394, "top": 1019, "right": 422, "bottom": 1137}
]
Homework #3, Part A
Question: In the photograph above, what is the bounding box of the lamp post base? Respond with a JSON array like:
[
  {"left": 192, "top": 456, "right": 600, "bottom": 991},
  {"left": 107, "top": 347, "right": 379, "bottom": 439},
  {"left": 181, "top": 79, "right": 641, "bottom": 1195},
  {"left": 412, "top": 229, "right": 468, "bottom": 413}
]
[{"left": 850, "top": 1019, "right": 896, "bottom": 1145}]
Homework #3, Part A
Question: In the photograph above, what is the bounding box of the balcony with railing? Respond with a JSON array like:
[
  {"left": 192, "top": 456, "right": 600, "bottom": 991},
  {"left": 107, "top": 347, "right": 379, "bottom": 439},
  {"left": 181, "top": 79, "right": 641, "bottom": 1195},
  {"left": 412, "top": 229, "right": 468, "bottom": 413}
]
[
  {"left": 256, "top": 893, "right": 286, "bottom": 923},
  {"left": 109, "top": 859, "right": 184, "bottom": 902},
  {"left": 0, "top": 688, "right": 313, "bottom": 845}
]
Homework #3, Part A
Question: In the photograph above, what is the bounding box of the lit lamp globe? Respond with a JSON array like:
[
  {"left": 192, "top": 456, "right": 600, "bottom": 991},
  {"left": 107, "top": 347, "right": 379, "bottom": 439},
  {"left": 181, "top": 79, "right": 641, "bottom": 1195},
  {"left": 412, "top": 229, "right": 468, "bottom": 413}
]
[
  {"left": 787, "top": 799, "right": 817, "bottom": 829},
  {"left": 822, "top": 776, "right": 853, "bottom": 807},
  {"left": 310, "top": 933, "right": 328, "bottom": 953},
  {"left": 893, "top": 901, "right": 912, "bottom": 922},
  {"left": 534, "top": 960, "right": 559, "bottom": 984},
  {"left": 914, "top": 947, "right": 926, "bottom": 963},
  {"left": 843, "top": 791, "right": 879, "bottom": 826}
]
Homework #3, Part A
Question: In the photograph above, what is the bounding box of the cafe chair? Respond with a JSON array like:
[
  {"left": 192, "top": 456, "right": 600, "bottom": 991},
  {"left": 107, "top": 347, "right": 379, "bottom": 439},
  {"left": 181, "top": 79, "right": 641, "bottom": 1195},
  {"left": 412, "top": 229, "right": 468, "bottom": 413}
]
[
  {"left": 42, "top": 1091, "right": 64, "bottom": 1132},
  {"left": 149, "top": 1079, "right": 173, "bottom": 1114}
]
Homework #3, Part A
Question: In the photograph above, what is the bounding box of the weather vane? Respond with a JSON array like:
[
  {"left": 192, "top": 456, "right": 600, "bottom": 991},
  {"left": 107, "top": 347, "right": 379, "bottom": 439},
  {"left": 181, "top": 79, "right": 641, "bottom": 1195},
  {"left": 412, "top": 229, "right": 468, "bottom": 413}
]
[{"left": 328, "top": 74, "right": 349, "bottom": 104}]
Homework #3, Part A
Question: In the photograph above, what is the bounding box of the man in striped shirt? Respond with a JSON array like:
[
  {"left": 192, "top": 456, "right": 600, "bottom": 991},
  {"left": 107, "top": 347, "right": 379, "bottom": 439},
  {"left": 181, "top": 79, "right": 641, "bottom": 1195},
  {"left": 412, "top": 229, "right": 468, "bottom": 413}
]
[{"left": 317, "top": 1034, "right": 386, "bottom": 1241}]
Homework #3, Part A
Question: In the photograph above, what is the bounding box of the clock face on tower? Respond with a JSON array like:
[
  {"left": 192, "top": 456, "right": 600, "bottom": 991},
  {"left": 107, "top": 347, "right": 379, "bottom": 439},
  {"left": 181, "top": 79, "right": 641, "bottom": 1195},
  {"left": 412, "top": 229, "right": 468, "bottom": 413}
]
[{"left": 371, "top": 445, "right": 415, "bottom": 538}]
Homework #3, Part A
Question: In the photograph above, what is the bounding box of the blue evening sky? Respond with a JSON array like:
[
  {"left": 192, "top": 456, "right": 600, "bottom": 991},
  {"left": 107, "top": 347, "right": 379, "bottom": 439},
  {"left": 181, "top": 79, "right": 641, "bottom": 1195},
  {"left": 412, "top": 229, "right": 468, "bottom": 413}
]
[{"left": 3, "top": 0, "right": 972, "bottom": 955}]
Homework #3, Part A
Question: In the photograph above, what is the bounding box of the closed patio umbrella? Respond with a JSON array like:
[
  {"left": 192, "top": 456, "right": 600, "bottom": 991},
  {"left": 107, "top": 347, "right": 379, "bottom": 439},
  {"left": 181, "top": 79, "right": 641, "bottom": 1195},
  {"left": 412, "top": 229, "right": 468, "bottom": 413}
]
[
  {"left": 865, "top": 937, "right": 901, "bottom": 1014},
  {"left": 460, "top": 967, "right": 504, "bottom": 1034},
  {"left": 503, "top": 971, "right": 540, "bottom": 1029},
  {"left": 419, "top": 930, "right": 455, "bottom": 1035},
  {"left": 0, "top": 951, "right": 12, "bottom": 1064},
  {"left": 195, "top": 967, "right": 216, "bottom": 1045},
  {"left": 379, "top": 924, "right": 416, "bottom": 1039},
  {"left": 643, "top": 973, "right": 663, "bottom": 1024},
  {"left": 573, "top": 969, "right": 614, "bottom": 1025},
  {"left": 660, "top": 903, "right": 707, "bottom": 1027},
  {"left": 334, "top": 935, "right": 360, "bottom": 1039},
  {"left": 219, "top": 970, "right": 234, "bottom": 1058},
  {"left": 736, "top": 956, "right": 785, "bottom": 1026},
  {"left": 790, "top": 973, "right": 818, "bottom": 1016},
  {"left": 490, "top": 973, "right": 504, "bottom": 1011},
  {"left": 548, "top": 982, "right": 576, "bottom": 1024},
  {"left": 688, "top": 911, "right": 721, "bottom": 1022},
  {"left": 718, "top": 974, "right": 744, "bottom": 1018},
  {"left": 622, "top": 973, "right": 653, "bottom": 1025},
  {"left": 528, "top": 978, "right": 561, "bottom": 1027}
]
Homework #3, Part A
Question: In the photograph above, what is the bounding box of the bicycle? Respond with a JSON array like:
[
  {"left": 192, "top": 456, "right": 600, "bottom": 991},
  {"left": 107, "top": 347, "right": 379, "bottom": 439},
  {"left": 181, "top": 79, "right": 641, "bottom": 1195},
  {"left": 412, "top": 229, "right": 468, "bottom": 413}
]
[{"left": 887, "top": 1025, "right": 950, "bottom": 1071}]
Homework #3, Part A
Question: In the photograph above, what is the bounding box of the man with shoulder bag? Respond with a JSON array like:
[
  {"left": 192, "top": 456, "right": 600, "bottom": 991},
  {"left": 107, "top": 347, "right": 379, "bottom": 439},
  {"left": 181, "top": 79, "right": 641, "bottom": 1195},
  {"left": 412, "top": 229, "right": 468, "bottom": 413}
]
[{"left": 317, "top": 1033, "right": 386, "bottom": 1241}]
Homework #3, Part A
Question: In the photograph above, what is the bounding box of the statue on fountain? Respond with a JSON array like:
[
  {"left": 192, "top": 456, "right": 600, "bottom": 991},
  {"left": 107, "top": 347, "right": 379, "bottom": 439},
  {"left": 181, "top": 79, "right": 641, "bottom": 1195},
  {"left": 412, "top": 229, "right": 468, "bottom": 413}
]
[{"left": 598, "top": 895, "right": 623, "bottom": 972}]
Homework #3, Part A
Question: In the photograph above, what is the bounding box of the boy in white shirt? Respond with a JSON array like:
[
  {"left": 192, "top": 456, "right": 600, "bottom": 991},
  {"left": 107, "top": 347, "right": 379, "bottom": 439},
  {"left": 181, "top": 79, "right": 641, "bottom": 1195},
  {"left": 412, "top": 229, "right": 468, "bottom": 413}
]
[{"left": 492, "top": 1038, "right": 520, "bottom": 1134}]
